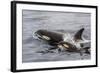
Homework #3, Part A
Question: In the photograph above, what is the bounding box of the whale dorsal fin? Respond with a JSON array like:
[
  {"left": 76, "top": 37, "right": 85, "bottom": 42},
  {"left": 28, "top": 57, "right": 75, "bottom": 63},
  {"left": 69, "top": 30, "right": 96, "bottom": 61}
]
[{"left": 74, "top": 28, "right": 84, "bottom": 42}]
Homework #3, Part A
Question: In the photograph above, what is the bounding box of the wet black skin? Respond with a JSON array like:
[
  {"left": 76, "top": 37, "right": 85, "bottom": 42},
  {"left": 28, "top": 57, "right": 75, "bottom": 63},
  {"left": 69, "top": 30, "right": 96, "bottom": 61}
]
[{"left": 35, "top": 30, "right": 63, "bottom": 46}]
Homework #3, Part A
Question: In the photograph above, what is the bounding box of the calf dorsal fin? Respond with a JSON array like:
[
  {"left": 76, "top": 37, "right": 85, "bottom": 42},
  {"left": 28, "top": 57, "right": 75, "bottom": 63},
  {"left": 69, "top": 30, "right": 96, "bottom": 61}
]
[{"left": 74, "top": 28, "right": 84, "bottom": 41}]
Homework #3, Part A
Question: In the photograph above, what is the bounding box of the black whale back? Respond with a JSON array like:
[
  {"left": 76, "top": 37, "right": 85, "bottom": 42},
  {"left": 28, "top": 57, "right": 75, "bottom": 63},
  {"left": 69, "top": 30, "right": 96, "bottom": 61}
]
[{"left": 35, "top": 30, "right": 63, "bottom": 44}]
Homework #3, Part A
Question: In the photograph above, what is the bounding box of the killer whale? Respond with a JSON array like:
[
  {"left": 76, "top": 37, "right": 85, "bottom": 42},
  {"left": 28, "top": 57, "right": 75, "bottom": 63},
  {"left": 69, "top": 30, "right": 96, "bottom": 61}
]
[
  {"left": 33, "top": 28, "right": 90, "bottom": 54},
  {"left": 34, "top": 30, "right": 63, "bottom": 45}
]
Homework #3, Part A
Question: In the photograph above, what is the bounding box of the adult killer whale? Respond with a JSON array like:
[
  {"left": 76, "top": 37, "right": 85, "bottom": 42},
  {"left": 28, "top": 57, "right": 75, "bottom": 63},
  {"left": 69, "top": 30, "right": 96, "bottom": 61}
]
[{"left": 33, "top": 28, "right": 90, "bottom": 55}]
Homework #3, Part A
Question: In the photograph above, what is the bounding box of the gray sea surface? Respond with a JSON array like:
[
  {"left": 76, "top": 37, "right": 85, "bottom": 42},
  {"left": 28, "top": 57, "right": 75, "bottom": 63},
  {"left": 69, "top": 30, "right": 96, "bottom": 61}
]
[{"left": 22, "top": 10, "right": 91, "bottom": 63}]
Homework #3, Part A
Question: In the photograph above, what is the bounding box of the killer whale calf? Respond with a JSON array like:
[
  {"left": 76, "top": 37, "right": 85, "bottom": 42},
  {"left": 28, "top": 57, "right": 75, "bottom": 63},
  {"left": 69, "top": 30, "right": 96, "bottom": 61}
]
[{"left": 33, "top": 28, "right": 90, "bottom": 55}]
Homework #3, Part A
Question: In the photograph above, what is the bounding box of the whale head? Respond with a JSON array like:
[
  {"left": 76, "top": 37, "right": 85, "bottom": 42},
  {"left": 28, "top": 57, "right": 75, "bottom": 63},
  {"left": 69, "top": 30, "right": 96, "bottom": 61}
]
[{"left": 57, "top": 41, "right": 79, "bottom": 52}]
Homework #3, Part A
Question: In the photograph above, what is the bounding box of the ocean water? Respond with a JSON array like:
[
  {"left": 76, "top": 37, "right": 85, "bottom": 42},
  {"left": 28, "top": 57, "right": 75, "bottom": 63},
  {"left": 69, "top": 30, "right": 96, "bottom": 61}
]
[{"left": 22, "top": 10, "right": 91, "bottom": 63}]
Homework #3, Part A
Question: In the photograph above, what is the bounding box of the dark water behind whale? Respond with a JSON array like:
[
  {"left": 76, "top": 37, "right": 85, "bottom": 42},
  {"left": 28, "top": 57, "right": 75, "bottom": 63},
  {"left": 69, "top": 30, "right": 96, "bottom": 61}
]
[{"left": 22, "top": 10, "right": 91, "bottom": 63}]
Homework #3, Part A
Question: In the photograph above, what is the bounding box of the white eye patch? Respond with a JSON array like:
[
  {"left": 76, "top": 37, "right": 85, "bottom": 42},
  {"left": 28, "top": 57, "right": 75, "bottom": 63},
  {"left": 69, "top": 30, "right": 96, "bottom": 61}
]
[
  {"left": 58, "top": 44, "right": 68, "bottom": 51},
  {"left": 42, "top": 35, "right": 50, "bottom": 40},
  {"left": 58, "top": 45, "right": 63, "bottom": 49},
  {"left": 63, "top": 44, "right": 69, "bottom": 48}
]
